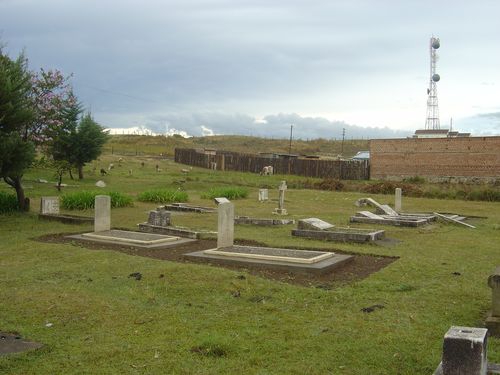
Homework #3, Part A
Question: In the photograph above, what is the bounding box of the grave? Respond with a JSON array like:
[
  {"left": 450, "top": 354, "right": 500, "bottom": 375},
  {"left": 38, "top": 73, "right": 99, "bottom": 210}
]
[
  {"left": 293, "top": 217, "right": 385, "bottom": 243},
  {"left": 185, "top": 199, "right": 353, "bottom": 274},
  {"left": 162, "top": 203, "right": 216, "bottom": 213},
  {"left": 138, "top": 207, "right": 216, "bottom": 239},
  {"left": 67, "top": 196, "right": 195, "bottom": 248},
  {"left": 395, "top": 188, "right": 402, "bottom": 213},
  {"left": 433, "top": 326, "right": 497, "bottom": 375},
  {"left": 258, "top": 189, "right": 269, "bottom": 202},
  {"left": 273, "top": 181, "right": 288, "bottom": 215},
  {"left": 38, "top": 196, "right": 92, "bottom": 224},
  {"left": 486, "top": 266, "right": 500, "bottom": 336},
  {"left": 234, "top": 216, "right": 295, "bottom": 226}
]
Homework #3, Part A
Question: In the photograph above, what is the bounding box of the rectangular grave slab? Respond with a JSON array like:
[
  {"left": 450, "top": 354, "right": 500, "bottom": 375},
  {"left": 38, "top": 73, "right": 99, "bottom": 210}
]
[
  {"left": 234, "top": 216, "right": 295, "bottom": 226},
  {"left": 67, "top": 230, "right": 195, "bottom": 249},
  {"left": 292, "top": 227, "right": 385, "bottom": 243},
  {"left": 138, "top": 222, "right": 216, "bottom": 239},
  {"left": 298, "top": 218, "right": 334, "bottom": 231},
  {"left": 350, "top": 214, "right": 431, "bottom": 227},
  {"left": 185, "top": 245, "right": 353, "bottom": 275}
]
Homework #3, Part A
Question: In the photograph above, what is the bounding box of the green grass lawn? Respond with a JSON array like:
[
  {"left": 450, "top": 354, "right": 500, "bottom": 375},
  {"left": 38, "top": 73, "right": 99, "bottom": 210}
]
[{"left": 1, "top": 155, "right": 500, "bottom": 374}]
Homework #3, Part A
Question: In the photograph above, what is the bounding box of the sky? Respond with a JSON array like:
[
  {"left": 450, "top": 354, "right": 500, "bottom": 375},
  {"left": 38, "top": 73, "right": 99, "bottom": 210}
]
[{"left": 1, "top": 0, "right": 499, "bottom": 139}]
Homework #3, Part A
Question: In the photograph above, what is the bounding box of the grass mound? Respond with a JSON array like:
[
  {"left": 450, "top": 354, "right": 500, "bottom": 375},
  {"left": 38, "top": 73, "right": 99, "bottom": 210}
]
[
  {"left": 201, "top": 186, "right": 249, "bottom": 200},
  {"left": 137, "top": 189, "right": 188, "bottom": 203},
  {"left": 61, "top": 191, "right": 133, "bottom": 210},
  {"left": 0, "top": 191, "right": 19, "bottom": 213}
]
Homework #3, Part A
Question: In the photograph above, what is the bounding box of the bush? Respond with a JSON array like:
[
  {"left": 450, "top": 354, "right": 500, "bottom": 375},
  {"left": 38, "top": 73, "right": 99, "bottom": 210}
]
[
  {"left": 61, "top": 191, "right": 133, "bottom": 210},
  {"left": 137, "top": 189, "right": 188, "bottom": 203},
  {"left": 201, "top": 186, "right": 249, "bottom": 200},
  {"left": 314, "top": 178, "right": 344, "bottom": 191},
  {"left": 466, "top": 188, "right": 500, "bottom": 202},
  {"left": 403, "top": 176, "right": 426, "bottom": 184},
  {"left": 0, "top": 191, "right": 19, "bottom": 213}
]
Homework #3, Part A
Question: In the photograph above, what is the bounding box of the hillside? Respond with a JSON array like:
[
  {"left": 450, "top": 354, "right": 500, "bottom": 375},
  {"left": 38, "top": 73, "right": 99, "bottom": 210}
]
[{"left": 104, "top": 134, "right": 370, "bottom": 158}]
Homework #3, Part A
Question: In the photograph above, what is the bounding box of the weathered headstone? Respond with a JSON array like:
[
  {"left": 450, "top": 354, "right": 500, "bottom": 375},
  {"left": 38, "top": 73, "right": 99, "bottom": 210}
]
[
  {"left": 298, "top": 218, "right": 334, "bottom": 231},
  {"left": 486, "top": 267, "right": 500, "bottom": 335},
  {"left": 147, "top": 209, "right": 171, "bottom": 227},
  {"left": 258, "top": 189, "right": 269, "bottom": 202},
  {"left": 40, "top": 197, "right": 59, "bottom": 215},
  {"left": 273, "top": 181, "right": 288, "bottom": 215},
  {"left": 216, "top": 200, "right": 234, "bottom": 248},
  {"left": 395, "top": 188, "right": 402, "bottom": 213},
  {"left": 95, "top": 180, "right": 106, "bottom": 188},
  {"left": 94, "top": 195, "right": 111, "bottom": 232},
  {"left": 441, "top": 326, "right": 488, "bottom": 375}
]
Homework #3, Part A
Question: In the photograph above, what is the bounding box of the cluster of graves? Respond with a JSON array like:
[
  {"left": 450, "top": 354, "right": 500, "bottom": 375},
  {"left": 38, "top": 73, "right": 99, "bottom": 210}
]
[{"left": 33, "top": 182, "right": 489, "bottom": 372}]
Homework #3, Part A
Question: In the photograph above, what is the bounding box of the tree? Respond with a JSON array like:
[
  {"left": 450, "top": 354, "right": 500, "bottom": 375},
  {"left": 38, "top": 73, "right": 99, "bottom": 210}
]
[
  {"left": 51, "top": 112, "right": 109, "bottom": 179},
  {"left": 0, "top": 50, "right": 36, "bottom": 210},
  {"left": 72, "top": 113, "right": 109, "bottom": 179}
]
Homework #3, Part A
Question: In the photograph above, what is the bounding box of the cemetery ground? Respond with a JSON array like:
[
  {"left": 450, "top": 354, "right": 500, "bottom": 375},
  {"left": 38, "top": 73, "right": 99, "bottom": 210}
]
[{"left": 1, "top": 155, "right": 500, "bottom": 374}]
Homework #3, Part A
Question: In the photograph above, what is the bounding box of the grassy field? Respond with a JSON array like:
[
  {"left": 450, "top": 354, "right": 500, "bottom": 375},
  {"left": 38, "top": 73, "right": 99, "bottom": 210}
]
[
  {"left": 1, "top": 154, "right": 500, "bottom": 374},
  {"left": 104, "top": 134, "right": 370, "bottom": 158}
]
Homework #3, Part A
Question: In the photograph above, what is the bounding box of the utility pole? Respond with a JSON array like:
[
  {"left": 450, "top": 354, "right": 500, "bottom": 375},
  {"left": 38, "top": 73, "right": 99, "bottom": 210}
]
[
  {"left": 289, "top": 124, "right": 293, "bottom": 154},
  {"left": 341, "top": 128, "right": 345, "bottom": 155}
]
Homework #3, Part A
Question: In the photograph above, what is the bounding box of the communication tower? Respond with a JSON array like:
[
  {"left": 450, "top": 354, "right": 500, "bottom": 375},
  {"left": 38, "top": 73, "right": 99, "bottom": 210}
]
[{"left": 425, "top": 36, "right": 441, "bottom": 130}]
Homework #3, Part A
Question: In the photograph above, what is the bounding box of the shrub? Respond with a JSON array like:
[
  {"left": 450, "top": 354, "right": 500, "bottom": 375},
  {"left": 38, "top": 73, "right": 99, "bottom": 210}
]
[
  {"left": 403, "top": 176, "right": 426, "bottom": 184},
  {"left": 0, "top": 191, "right": 19, "bottom": 213},
  {"left": 314, "top": 178, "right": 344, "bottom": 191},
  {"left": 466, "top": 188, "right": 500, "bottom": 202},
  {"left": 61, "top": 191, "right": 133, "bottom": 210},
  {"left": 201, "top": 186, "right": 249, "bottom": 200},
  {"left": 137, "top": 189, "right": 188, "bottom": 203}
]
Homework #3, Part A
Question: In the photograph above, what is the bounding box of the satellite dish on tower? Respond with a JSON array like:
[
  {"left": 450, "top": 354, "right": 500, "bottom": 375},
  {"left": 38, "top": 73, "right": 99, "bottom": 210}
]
[
  {"left": 432, "top": 73, "right": 441, "bottom": 82},
  {"left": 432, "top": 39, "right": 440, "bottom": 49}
]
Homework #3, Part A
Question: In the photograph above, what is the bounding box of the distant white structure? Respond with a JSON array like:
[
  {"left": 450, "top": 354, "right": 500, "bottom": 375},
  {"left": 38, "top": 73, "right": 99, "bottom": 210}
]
[{"left": 425, "top": 36, "right": 441, "bottom": 130}]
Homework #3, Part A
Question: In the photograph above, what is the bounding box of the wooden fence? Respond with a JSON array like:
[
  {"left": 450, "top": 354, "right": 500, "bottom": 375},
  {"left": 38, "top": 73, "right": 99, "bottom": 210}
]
[{"left": 174, "top": 148, "right": 369, "bottom": 180}]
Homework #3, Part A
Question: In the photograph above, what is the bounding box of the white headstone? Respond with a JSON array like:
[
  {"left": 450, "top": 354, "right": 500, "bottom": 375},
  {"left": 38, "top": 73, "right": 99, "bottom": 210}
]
[
  {"left": 258, "top": 189, "right": 269, "bottom": 202},
  {"left": 217, "top": 201, "right": 234, "bottom": 248},
  {"left": 95, "top": 180, "right": 106, "bottom": 188},
  {"left": 40, "top": 196, "right": 59, "bottom": 215},
  {"left": 395, "top": 188, "right": 402, "bottom": 213},
  {"left": 94, "top": 195, "right": 111, "bottom": 232}
]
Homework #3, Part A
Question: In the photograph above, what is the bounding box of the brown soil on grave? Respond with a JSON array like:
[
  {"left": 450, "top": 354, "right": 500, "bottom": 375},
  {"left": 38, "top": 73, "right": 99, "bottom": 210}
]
[{"left": 35, "top": 233, "right": 397, "bottom": 288}]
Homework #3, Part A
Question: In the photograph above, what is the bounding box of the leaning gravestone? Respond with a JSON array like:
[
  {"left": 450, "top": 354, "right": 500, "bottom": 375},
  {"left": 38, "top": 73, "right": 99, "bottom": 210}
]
[
  {"left": 40, "top": 197, "right": 59, "bottom": 215},
  {"left": 298, "top": 218, "right": 334, "bottom": 231},
  {"left": 273, "top": 181, "right": 288, "bottom": 215},
  {"left": 94, "top": 195, "right": 111, "bottom": 232}
]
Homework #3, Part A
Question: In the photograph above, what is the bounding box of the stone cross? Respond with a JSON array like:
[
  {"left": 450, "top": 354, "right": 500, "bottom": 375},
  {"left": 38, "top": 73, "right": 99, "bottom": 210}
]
[
  {"left": 40, "top": 197, "right": 59, "bottom": 215},
  {"left": 439, "top": 326, "right": 488, "bottom": 375},
  {"left": 273, "top": 181, "right": 288, "bottom": 215},
  {"left": 258, "top": 189, "right": 269, "bottom": 202},
  {"left": 94, "top": 195, "right": 111, "bottom": 232},
  {"left": 216, "top": 199, "right": 234, "bottom": 248},
  {"left": 395, "top": 188, "right": 402, "bottom": 213}
]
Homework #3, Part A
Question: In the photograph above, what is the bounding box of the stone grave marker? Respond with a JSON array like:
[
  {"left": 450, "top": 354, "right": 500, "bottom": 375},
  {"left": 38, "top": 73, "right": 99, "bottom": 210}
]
[
  {"left": 486, "top": 266, "right": 500, "bottom": 335},
  {"left": 147, "top": 209, "right": 171, "bottom": 227},
  {"left": 94, "top": 195, "right": 111, "bottom": 232},
  {"left": 258, "top": 189, "right": 269, "bottom": 202},
  {"left": 40, "top": 196, "right": 59, "bottom": 215},
  {"left": 216, "top": 199, "right": 234, "bottom": 248},
  {"left": 298, "top": 218, "right": 334, "bottom": 231},
  {"left": 395, "top": 188, "right": 402, "bottom": 213},
  {"left": 273, "top": 181, "right": 288, "bottom": 215}
]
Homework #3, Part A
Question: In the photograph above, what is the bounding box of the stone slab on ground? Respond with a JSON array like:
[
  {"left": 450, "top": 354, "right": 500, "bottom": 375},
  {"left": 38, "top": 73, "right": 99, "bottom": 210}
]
[
  {"left": 292, "top": 227, "right": 385, "bottom": 243},
  {"left": 297, "top": 218, "right": 335, "bottom": 231},
  {"left": 138, "top": 223, "right": 217, "bottom": 239},
  {"left": 38, "top": 213, "right": 93, "bottom": 224},
  {"left": 185, "top": 246, "right": 353, "bottom": 275},
  {"left": 351, "top": 213, "right": 432, "bottom": 227},
  {"left": 234, "top": 216, "right": 295, "bottom": 226},
  {"left": 0, "top": 332, "right": 43, "bottom": 356},
  {"left": 204, "top": 246, "right": 335, "bottom": 263},
  {"left": 67, "top": 230, "right": 195, "bottom": 249},
  {"left": 162, "top": 203, "right": 216, "bottom": 213}
]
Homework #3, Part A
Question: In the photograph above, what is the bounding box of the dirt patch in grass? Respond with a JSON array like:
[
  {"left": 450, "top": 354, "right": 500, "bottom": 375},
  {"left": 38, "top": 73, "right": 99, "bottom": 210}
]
[{"left": 35, "top": 233, "right": 397, "bottom": 288}]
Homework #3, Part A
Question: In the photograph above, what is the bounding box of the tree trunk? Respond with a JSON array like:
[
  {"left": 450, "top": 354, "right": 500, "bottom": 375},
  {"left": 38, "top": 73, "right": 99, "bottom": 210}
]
[
  {"left": 78, "top": 165, "right": 84, "bottom": 180},
  {"left": 69, "top": 169, "right": 74, "bottom": 180},
  {"left": 4, "top": 176, "right": 29, "bottom": 211}
]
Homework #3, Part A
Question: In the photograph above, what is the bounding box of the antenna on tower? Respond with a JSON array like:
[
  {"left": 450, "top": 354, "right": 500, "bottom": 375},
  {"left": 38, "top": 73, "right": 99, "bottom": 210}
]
[{"left": 425, "top": 36, "right": 441, "bottom": 130}]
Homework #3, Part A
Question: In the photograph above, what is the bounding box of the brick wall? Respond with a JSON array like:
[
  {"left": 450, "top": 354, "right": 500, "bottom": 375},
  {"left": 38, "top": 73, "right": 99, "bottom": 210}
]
[{"left": 370, "top": 136, "right": 500, "bottom": 182}]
